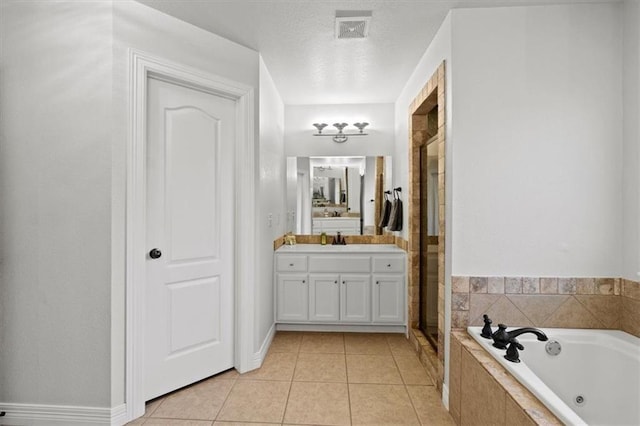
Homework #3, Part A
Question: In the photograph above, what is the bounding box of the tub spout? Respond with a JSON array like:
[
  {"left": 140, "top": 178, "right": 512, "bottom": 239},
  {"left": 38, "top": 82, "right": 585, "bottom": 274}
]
[
  {"left": 508, "top": 327, "right": 549, "bottom": 342},
  {"left": 492, "top": 325, "right": 548, "bottom": 349}
]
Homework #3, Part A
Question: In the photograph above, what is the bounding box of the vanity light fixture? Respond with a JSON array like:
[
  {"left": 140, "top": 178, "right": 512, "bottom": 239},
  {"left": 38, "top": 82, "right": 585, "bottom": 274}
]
[{"left": 312, "top": 122, "right": 369, "bottom": 143}]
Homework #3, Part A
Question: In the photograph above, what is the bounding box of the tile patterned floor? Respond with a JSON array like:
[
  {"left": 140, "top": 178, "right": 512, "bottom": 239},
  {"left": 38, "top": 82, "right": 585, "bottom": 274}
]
[{"left": 128, "top": 332, "right": 454, "bottom": 426}]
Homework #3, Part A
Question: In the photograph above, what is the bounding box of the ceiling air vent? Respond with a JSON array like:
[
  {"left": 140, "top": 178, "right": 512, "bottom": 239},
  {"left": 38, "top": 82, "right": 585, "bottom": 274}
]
[{"left": 335, "top": 11, "right": 372, "bottom": 39}]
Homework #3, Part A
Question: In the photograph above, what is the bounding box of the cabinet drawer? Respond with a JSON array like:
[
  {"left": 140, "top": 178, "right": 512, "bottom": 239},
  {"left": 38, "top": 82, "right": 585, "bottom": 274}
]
[
  {"left": 372, "top": 257, "right": 405, "bottom": 273},
  {"left": 276, "top": 255, "right": 308, "bottom": 272},
  {"left": 309, "top": 256, "right": 370, "bottom": 273}
]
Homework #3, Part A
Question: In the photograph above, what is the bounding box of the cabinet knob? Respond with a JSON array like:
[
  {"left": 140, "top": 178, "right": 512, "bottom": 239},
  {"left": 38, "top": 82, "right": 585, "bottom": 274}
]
[
  {"left": 376, "top": 281, "right": 380, "bottom": 285},
  {"left": 302, "top": 280, "right": 306, "bottom": 283},
  {"left": 342, "top": 281, "right": 346, "bottom": 284},
  {"left": 387, "top": 264, "right": 391, "bottom": 267},
  {"left": 334, "top": 280, "right": 338, "bottom": 284},
  {"left": 289, "top": 263, "right": 294, "bottom": 266}
]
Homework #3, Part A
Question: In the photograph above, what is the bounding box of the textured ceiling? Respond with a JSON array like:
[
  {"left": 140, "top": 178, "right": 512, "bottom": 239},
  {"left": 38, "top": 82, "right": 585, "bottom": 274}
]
[{"left": 136, "top": 0, "right": 619, "bottom": 104}]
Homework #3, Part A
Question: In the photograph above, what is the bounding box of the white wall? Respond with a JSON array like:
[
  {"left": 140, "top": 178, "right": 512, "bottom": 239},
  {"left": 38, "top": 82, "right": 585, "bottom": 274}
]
[
  {"left": 623, "top": 0, "right": 640, "bottom": 282},
  {"left": 285, "top": 103, "right": 394, "bottom": 157},
  {"left": 256, "top": 56, "right": 285, "bottom": 353},
  {"left": 394, "top": 15, "right": 453, "bottom": 242},
  {"left": 0, "top": 1, "right": 113, "bottom": 407},
  {"left": 450, "top": 3, "right": 623, "bottom": 277},
  {"left": 0, "top": 0, "right": 262, "bottom": 413}
]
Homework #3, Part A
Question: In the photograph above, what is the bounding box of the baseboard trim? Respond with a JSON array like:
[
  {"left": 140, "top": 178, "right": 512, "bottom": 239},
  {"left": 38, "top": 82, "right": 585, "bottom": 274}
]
[
  {"left": 442, "top": 383, "right": 450, "bottom": 410},
  {"left": 0, "top": 402, "right": 127, "bottom": 425},
  {"left": 251, "top": 323, "right": 276, "bottom": 370},
  {"left": 110, "top": 404, "right": 127, "bottom": 425},
  {"left": 276, "top": 323, "right": 407, "bottom": 333}
]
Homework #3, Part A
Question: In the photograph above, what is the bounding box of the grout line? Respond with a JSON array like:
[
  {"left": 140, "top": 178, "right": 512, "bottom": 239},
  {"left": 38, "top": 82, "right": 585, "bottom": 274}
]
[
  {"left": 281, "top": 331, "right": 301, "bottom": 424},
  {"left": 389, "top": 342, "right": 407, "bottom": 386},
  {"left": 468, "top": 293, "right": 503, "bottom": 325},
  {"left": 281, "top": 368, "right": 295, "bottom": 425},
  {"left": 572, "top": 295, "right": 608, "bottom": 328},
  {"left": 212, "top": 378, "right": 236, "bottom": 423},
  {"left": 404, "top": 384, "right": 425, "bottom": 426}
]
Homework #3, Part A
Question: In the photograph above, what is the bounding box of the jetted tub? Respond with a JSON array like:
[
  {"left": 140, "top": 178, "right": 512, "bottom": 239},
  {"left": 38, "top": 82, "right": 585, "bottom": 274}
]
[{"left": 468, "top": 327, "right": 640, "bottom": 426}]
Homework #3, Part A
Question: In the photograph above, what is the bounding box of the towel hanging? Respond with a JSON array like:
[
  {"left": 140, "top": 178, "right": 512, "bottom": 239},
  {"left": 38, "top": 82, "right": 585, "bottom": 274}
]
[
  {"left": 388, "top": 188, "right": 403, "bottom": 232},
  {"left": 378, "top": 191, "right": 392, "bottom": 228}
]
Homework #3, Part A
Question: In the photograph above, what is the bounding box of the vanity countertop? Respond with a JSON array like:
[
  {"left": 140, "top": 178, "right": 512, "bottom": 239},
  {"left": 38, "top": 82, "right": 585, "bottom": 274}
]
[{"left": 276, "top": 244, "right": 405, "bottom": 254}]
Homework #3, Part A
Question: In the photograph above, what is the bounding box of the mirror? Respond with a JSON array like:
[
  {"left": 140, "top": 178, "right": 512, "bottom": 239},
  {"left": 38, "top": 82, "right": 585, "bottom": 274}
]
[{"left": 286, "top": 156, "right": 392, "bottom": 235}]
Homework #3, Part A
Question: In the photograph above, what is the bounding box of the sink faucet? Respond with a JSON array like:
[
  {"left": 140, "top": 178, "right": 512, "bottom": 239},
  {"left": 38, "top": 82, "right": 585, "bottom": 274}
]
[
  {"left": 332, "top": 231, "right": 347, "bottom": 245},
  {"left": 491, "top": 324, "right": 548, "bottom": 349}
]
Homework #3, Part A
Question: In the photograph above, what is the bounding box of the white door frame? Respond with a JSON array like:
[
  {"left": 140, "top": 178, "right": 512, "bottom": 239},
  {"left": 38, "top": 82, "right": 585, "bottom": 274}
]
[{"left": 125, "top": 50, "right": 255, "bottom": 421}]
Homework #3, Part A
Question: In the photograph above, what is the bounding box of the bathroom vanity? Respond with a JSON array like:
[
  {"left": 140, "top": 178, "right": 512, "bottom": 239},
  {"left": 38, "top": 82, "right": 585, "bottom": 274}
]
[{"left": 274, "top": 244, "right": 407, "bottom": 332}]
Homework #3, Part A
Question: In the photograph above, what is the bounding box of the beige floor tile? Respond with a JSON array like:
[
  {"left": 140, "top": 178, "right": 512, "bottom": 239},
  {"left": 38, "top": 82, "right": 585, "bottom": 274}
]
[
  {"left": 406, "top": 385, "right": 454, "bottom": 425},
  {"left": 269, "top": 332, "right": 303, "bottom": 353},
  {"left": 214, "top": 422, "right": 280, "bottom": 425},
  {"left": 126, "top": 419, "right": 147, "bottom": 425},
  {"left": 293, "top": 353, "right": 347, "bottom": 382},
  {"left": 349, "top": 384, "right": 419, "bottom": 425},
  {"left": 346, "top": 354, "right": 403, "bottom": 384},
  {"left": 144, "top": 420, "right": 212, "bottom": 425},
  {"left": 387, "top": 334, "right": 417, "bottom": 357},
  {"left": 299, "top": 332, "right": 345, "bottom": 353},
  {"left": 215, "top": 369, "right": 240, "bottom": 380},
  {"left": 217, "top": 380, "right": 290, "bottom": 423},
  {"left": 283, "top": 382, "right": 350, "bottom": 426},
  {"left": 150, "top": 378, "right": 235, "bottom": 420},
  {"left": 239, "top": 352, "right": 297, "bottom": 381},
  {"left": 344, "top": 333, "right": 392, "bottom": 355},
  {"left": 394, "top": 355, "right": 434, "bottom": 385},
  {"left": 144, "top": 397, "right": 165, "bottom": 417}
]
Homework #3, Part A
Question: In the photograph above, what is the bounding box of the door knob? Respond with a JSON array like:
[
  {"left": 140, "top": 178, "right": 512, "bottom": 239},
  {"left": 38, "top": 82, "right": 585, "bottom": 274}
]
[{"left": 149, "top": 248, "right": 162, "bottom": 259}]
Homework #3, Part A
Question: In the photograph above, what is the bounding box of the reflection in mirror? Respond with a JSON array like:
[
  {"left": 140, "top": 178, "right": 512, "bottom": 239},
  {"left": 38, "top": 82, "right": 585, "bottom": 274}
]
[{"left": 286, "top": 156, "right": 392, "bottom": 236}]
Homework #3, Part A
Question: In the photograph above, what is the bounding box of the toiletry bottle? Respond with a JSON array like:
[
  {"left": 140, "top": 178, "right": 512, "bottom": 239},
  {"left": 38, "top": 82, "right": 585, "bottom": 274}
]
[{"left": 320, "top": 232, "right": 327, "bottom": 245}]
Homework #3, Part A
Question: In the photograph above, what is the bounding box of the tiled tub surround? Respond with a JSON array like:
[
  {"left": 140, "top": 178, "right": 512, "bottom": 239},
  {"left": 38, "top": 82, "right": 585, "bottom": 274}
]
[
  {"left": 449, "top": 330, "right": 562, "bottom": 426},
  {"left": 467, "top": 326, "right": 640, "bottom": 426},
  {"left": 451, "top": 276, "right": 640, "bottom": 337}
]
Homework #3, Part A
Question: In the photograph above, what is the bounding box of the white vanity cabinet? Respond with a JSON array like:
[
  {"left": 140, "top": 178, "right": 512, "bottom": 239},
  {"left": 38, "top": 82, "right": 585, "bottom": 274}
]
[
  {"left": 276, "top": 273, "right": 308, "bottom": 321},
  {"left": 308, "top": 274, "right": 340, "bottom": 321},
  {"left": 340, "top": 274, "right": 371, "bottom": 322},
  {"left": 274, "top": 244, "right": 406, "bottom": 332},
  {"left": 373, "top": 274, "right": 405, "bottom": 323}
]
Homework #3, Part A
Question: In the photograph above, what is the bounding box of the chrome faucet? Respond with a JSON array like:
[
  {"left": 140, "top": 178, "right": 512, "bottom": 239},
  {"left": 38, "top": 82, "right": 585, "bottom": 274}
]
[{"left": 491, "top": 324, "right": 548, "bottom": 349}]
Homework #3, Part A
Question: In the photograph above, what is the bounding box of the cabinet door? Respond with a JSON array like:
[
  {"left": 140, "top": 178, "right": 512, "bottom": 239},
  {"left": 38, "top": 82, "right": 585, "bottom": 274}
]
[
  {"left": 276, "top": 274, "right": 308, "bottom": 321},
  {"left": 372, "top": 274, "right": 405, "bottom": 323},
  {"left": 340, "top": 274, "right": 371, "bottom": 323},
  {"left": 309, "top": 274, "right": 340, "bottom": 321}
]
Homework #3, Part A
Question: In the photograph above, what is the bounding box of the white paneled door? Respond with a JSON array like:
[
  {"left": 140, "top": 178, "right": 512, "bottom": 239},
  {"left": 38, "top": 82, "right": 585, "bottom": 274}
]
[{"left": 145, "top": 77, "right": 235, "bottom": 400}]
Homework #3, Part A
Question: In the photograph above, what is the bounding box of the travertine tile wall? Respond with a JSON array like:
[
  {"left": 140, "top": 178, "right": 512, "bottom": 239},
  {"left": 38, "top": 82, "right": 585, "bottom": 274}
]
[
  {"left": 407, "top": 61, "right": 447, "bottom": 390},
  {"left": 621, "top": 279, "right": 640, "bottom": 337},
  {"left": 451, "top": 276, "right": 640, "bottom": 337}
]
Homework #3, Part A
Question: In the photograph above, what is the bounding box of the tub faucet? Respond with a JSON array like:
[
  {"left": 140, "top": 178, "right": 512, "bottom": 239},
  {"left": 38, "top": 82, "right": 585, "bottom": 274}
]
[
  {"left": 481, "top": 314, "right": 493, "bottom": 339},
  {"left": 492, "top": 324, "right": 548, "bottom": 349},
  {"left": 505, "top": 337, "right": 525, "bottom": 363}
]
